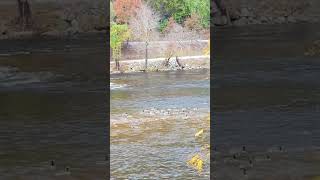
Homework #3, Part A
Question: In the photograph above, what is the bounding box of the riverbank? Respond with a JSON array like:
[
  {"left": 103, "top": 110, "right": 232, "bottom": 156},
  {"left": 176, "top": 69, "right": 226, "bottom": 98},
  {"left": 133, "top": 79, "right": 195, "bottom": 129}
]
[
  {"left": 213, "top": 0, "right": 320, "bottom": 26},
  {"left": 110, "top": 55, "right": 210, "bottom": 74},
  {"left": 0, "top": 1, "right": 106, "bottom": 40}
]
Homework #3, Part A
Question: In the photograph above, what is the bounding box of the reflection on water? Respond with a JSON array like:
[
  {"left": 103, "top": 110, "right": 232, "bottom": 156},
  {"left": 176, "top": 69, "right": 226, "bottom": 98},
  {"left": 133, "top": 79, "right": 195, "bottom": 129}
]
[
  {"left": 213, "top": 24, "right": 320, "bottom": 179},
  {"left": 0, "top": 35, "right": 107, "bottom": 179},
  {"left": 111, "top": 70, "right": 210, "bottom": 179}
]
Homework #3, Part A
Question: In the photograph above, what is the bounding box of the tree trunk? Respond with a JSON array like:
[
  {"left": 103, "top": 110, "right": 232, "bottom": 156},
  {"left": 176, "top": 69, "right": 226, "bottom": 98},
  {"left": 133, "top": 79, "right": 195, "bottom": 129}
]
[
  {"left": 213, "top": 0, "right": 231, "bottom": 25},
  {"left": 145, "top": 41, "right": 148, "bottom": 70},
  {"left": 17, "top": 0, "right": 32, "bottom": 30},
  {"left": 175, "top": 56, "right": 184, "bottom": 69},
  {"left": 226, "top": 8, "right": 231, "bottom": 25},
  {"left": 115, "top": 58, "right": 120, "bottom": 71}
]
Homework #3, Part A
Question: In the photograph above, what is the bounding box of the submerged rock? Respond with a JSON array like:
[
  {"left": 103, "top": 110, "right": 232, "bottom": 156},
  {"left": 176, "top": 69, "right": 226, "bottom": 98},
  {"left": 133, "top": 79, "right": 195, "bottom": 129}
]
[{"left": 305, "top": 40, "right": 320, "bottom": 56}]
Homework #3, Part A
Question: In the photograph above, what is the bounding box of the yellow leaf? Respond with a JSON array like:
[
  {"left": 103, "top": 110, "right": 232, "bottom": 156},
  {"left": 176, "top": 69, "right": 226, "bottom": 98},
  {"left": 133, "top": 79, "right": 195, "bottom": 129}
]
[
  {"left": 203, "top": 40, "right": 210, "bottom": 55},
  {"left": 195, "top": 129, "right": 204, "bottom": 137},
  {"left": 188, "top": 154, "right": 203, "bottom": 172}
]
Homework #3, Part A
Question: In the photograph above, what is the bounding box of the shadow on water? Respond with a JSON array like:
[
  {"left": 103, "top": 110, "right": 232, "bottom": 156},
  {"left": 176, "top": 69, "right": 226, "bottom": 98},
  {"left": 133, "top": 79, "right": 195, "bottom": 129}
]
[
  {"left": 0, "top": 35, "right": 108, "bottom": 179},
  {"left": 212, "top": 24, "right": 320, "bottom": 179}
]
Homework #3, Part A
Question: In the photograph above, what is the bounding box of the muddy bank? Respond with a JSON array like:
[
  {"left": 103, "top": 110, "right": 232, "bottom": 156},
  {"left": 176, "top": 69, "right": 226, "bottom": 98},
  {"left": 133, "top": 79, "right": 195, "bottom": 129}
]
[
  {"left": 110, "top": 55, "right": 210, "bottom": 74},
  {"left": 0, "top": 0, "right": 106, "bottom": 39}
]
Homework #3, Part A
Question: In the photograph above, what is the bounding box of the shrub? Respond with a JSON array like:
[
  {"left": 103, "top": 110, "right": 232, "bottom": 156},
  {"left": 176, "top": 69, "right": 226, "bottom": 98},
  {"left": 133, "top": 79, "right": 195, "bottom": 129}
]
[{"left": 184, "top": 13, "right": 203, "bottom": 31}]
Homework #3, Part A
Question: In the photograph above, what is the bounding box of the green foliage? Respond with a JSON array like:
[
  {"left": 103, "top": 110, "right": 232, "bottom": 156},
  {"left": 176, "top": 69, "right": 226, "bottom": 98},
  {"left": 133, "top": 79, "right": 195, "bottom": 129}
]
[
  {"left": 110, "top": 1, "right": 115, "bottom": 23},
  {"left": 148, "top": 0, "right": 189, "bottom": 23},
  {"left": 186, "top": 0, "right": 210, "bottom": 28},
  {"left": 147, "top": 0, "right": 210, "bottom": 28},
  {"left": 110, "top": 23, "right": 131, "bottom": 60},
  {"left": 159, "top": 18, "right": 169, "bottom": 32}
]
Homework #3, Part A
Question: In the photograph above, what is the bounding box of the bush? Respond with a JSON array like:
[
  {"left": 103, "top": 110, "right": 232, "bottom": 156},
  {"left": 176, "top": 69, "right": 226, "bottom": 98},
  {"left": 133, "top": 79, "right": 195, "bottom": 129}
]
[
  {"left": 148, "top": 0, "right": 210, "bottom": 28},
  {"left": 184, "top": 13, "right": 203, "bottom": 31},
  {"left": 159, "top": 18, "right": 169, "bottom": 33}
]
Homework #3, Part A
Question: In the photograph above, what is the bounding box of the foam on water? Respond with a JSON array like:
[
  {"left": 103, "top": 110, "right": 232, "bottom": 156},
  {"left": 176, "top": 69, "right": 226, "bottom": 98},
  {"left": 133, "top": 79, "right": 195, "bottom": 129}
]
[{"left": 110, "top": 82, "right": 128, "bottom": 90}]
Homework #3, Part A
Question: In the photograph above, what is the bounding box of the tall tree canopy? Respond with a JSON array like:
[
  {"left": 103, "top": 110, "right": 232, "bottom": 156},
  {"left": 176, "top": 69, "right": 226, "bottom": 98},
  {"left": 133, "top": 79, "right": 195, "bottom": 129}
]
[
  {"left": 113, "top": 0, "right": 142, "bottom": 24},
  {"left": 147, "top": 0, "right": 210, "bottom": 27}
]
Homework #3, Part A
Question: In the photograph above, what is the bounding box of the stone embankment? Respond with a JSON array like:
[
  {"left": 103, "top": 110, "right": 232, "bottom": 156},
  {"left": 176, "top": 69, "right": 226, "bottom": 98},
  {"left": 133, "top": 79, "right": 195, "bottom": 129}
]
[
  {"left": 212, "top": 0, "right": 320, "bottom": 26},
  {"left": 0, "top": 0, "right": 106, "bottom": 39}
]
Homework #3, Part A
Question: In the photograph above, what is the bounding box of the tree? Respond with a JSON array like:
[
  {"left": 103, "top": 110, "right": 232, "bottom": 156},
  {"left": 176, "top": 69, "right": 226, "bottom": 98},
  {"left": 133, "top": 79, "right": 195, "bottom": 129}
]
[
  {"left": 113, "top": 0, "right": 142, "bottom": 24},
  {"left": 17, "top": 0, "right": 32, "bottom": 30},
  {"left": 185, "top": 0, "right": 210, "bottom": 28},
  {"left": 110, "top": 23, "right": 131, "bottom": 70},
  {"left": 147, "top": 0, "right": 189, "bottom": 24},
  {"left": 147, "top": 0, "right": 210, "bottom": 28},
  {"left": 110, "top": 1, "right": 115, "bottom": 23},
  {"left": 129, "top": 3, "right": 159, "bottom": 70}
]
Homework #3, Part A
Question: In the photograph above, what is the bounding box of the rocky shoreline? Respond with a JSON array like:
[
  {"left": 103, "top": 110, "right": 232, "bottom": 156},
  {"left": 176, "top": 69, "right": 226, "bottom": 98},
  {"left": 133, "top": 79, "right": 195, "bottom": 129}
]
[
  {"left": 111, "top": 107, "right": 209, "bottom": 127},
  {"left": 110, "top": 55, "right": 210, "bottom": 74},
  {"left": 0, "top": 1, "right": 106, "bottom": 40},
  {"left": 212, "top": 0, "right": 320, "bottom": 26}
]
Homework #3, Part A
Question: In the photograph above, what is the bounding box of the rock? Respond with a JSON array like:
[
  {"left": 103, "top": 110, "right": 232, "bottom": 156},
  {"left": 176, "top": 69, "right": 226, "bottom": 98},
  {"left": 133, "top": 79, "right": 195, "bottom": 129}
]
[
  {"left": 305, "top": 40, "right": 320, "bottom": 56},
  {"left": 259, "top": 16, "right": 269, "bottom": 23},
  {"left": 240, "top": 7, "right": 251, "bottom": 17},
  {"left": 212, "top": 15, "right": 228, "bottom": 26},
  {"left": 248, "top": 17, "right": 260, "bottom": 24},
  {"left": 41, "top": 30, "right": 61, "bottom": 37},
  {"left": 233, "top": 17, "right": 248, "bottom": 26},
  {"left": 274, "top": 17, "right": 286, "bottom": 24},
  {"left": 0, "top": 22, "right": 9, "bottom": 39},
  {"left": 287, "top": 16, "right": 296, "bottom": 23},
  {"left": 295, "top": 15, "right": 310, "bottom": 22},
  {"left": 70, "top": 19, "right": 81, "bottom": 32}
]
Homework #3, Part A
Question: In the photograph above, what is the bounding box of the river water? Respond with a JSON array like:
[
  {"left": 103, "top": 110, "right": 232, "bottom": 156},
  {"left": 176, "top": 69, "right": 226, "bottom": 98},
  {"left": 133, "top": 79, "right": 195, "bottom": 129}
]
[
  {"left": 0, "top": 34, "right": 108, "bottom": 179},
  {"left": 213, "top": 23, "right": 320, "bottom": 179},
  {"left": 110, "top": 70, "right": 210, "bottom": 179}
]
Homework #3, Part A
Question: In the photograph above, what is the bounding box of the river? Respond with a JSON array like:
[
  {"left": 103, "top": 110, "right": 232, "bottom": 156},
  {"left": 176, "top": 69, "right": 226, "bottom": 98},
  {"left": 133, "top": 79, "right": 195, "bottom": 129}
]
[
  {"left": 110, "top": 70, "right": 210, "bottom": 179},
  {"left": 213, "top": 23, "right": 320, "bottom": 179},
  {"left": 0, "top": 34, "right": 108, "bottom": 179}
]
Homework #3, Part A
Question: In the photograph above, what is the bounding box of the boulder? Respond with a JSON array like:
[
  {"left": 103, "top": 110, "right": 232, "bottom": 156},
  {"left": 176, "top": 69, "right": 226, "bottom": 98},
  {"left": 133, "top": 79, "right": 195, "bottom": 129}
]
[
  {"left": 41, "top": 30, "right": 61, "bottom": 37},
  {"left": 287, "top": 16, "right": 297, "bottom": 23},
  {"left": 274, "top": 17, "right": 286, "bottom": 24},
  {"left": 233, "top": 17, "right": 248, "bottom": 26},
  {"left": 305, "top": 40, "right": 320, "bottom": 56},
  {"left": 295, "top": 15, "right": 311, "bottom": 22},
  {"left": 240, "top": 7, "right": 253, "bottom": 18},
  {"left": 212, "top": 15, "right": 228, "bottom": 26},
  {"left": 259, "top": 16, "right": 269, "bottom": 23}
]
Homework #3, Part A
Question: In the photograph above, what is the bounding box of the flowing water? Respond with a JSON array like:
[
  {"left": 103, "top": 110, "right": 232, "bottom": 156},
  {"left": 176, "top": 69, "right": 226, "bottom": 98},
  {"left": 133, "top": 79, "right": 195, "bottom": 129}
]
[
  {"left": 213, "top": 23, "right": 320, "bottom": 179},
  {"left": 110, "top": 70, "right": 210, "bottom": 179},
  {"left": 0, "top": 34, "right": 108, "bottom": 179}
]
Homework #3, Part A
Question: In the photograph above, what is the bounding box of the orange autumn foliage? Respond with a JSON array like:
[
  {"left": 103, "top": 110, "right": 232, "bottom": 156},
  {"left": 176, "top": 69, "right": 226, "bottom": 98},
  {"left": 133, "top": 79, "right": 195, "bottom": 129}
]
[{"left": 114, "top": 0, "right": 142, "bottom": 24}]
